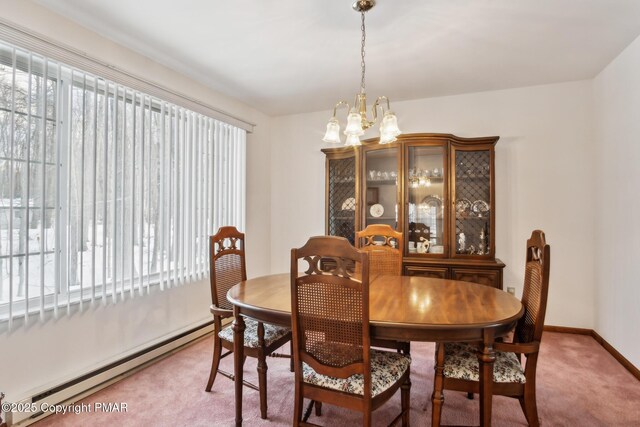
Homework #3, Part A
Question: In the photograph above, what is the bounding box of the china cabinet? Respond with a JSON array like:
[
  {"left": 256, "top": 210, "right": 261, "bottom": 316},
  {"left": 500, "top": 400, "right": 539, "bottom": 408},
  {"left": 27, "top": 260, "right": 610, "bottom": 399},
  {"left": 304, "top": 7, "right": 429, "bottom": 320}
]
[{"left": 322, "top": 133, "right": 505, "bottom": 289}]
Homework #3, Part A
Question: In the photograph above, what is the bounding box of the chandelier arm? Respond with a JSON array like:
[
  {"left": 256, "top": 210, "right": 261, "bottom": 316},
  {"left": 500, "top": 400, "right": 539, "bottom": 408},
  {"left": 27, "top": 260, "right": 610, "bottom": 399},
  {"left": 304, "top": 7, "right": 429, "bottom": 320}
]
[
  {"left": 371, "top": 96, "right": 390, "bottom": 122},
  {"left": 378, "top": 96, "right": 391, "bottom": 111},
  {"left": 333, "top": 100, "right": 350, "bottom": 117},
  {"left": 353, "top": 93, "right": 361, "bottom": 112},
  {"left": 371, "top": 99, "right": 379, "bottom": 123}
]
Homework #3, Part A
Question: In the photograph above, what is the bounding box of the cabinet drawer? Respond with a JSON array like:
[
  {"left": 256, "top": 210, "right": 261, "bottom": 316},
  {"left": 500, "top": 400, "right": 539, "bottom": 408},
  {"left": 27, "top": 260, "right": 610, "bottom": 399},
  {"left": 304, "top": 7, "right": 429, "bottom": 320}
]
[
  {"left": 451, "top": 268, "right": 501, "bottom": 289},
  {"left": 403, "top": 265, "right": 449, "bottom": 279}
]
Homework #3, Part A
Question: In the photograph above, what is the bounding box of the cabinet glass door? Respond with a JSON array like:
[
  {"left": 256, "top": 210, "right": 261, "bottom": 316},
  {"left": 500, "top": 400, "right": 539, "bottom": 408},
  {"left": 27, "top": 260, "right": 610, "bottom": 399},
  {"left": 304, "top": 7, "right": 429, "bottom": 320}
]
[
  {"left": 453, "top": 148, "right": 491, "bottom": 257},
  {"left": 363, "top": 147, "right": 399, "bottom": 230},
  {"left": 406, "top": 146, "right": 446, "bottom": 255},
  {"left": 327, "top": 155, "right": 356, "bottom": 245}
]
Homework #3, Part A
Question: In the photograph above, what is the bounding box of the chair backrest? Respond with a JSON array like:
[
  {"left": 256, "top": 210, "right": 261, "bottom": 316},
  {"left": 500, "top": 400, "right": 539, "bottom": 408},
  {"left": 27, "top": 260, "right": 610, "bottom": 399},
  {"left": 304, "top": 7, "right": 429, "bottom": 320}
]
[
  {"left": 356, "top": 224, "right": 403, "bottom": 276},
  {"left": 515, "top": 230, "right": 551, "bottom": 344},
  {"left": 291, "top": 236, "right": 371, "bottom": 385},
  {"left": 209, "top": 226, "right": 247, "bottom": 311}
]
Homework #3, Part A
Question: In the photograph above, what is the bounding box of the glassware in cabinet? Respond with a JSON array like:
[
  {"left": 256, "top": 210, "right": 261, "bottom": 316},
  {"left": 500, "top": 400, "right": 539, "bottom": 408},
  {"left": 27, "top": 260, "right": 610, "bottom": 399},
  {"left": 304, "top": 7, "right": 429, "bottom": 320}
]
[
  {"left": 406, "top": 145, "right": 446, "bottom": 256},
  {"left": 362, "top": 146, "right": 400, "bottom": 232}
]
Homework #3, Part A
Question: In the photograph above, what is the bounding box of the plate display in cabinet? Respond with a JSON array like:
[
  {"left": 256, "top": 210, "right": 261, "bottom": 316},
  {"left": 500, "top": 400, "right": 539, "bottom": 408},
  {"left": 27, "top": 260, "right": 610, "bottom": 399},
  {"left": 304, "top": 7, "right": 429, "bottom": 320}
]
[
  {"left": 341, "top": 197, "right": 356, "bottom": 211},
  {"left": 369, "top": 203, "right": 384, "bottom": 218},
  {"left": 471, "top": 200, "right": 489, "bottom": 217},
  {"left": 456, "top": 198, "right": 472, "bottom": 217},
  {"left": 420, "top": 195, "right": 444, "bottom": 219}
]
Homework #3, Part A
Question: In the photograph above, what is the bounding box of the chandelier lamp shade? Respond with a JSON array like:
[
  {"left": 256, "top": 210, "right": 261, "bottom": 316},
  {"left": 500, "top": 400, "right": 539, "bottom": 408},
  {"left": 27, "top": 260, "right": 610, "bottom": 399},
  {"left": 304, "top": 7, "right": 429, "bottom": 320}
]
[{"left": 322, "top": 0, "right": 401, "bottom": 146}]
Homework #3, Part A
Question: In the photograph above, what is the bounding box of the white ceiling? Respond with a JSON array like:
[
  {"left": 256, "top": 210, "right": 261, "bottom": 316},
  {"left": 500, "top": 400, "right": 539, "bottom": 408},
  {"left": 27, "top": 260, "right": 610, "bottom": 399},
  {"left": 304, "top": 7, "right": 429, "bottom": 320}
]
[{"left": 35, "top": 0, "right": 640, "bottom": 116}]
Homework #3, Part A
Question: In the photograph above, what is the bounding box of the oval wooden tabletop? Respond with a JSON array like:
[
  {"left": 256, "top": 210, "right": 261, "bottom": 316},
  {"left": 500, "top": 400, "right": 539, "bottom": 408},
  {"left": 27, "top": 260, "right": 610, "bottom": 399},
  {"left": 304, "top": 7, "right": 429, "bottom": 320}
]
[{"left": 228, "top": 273, "right": 523, "bottom": 330}]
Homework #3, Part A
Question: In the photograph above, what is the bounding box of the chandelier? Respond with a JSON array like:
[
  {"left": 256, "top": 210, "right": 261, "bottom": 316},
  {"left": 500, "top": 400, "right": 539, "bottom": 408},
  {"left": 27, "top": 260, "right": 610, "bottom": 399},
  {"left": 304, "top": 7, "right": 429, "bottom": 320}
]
[{"left": 322, "top": 0, "right": 401, "bottom": 146}]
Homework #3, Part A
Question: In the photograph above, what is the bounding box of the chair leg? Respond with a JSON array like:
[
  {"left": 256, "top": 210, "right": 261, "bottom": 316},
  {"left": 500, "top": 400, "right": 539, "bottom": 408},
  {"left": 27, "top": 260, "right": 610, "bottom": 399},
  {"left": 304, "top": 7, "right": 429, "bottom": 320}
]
[
  {"left": 401, "top": 376, "right": 411, "bottom": 426},
  {"left": 431, "top": 342, "right": 445, "bottom": 427},
  {"left": 363, "top": 409, "right": 372, "bottom": 427},
  {"left": 290, "top": 340, "right": 294, "bottom": 372},
  {"left": 467, "top": 392, "right": 474, "bottom": 400},
  {"left": 522, "top": 381, "right": 540, "bottom": 427},
  {"left": 257, "top": 352, "right": 268, "bottom": 419},
  {"left": 302, "top": 400, "right": 315, "bottom": 422},
  {"left": 403, "top": 341, "right": 411, "bottom": 355},
  {"left": 205, "top": 336, "right": 222, "bottom": 392},
  {"left": 315, "top": 401, "right": 322, "bottom": 416},
  {"left": 293, "top": 383, "right": 303, "bottom": 426}
]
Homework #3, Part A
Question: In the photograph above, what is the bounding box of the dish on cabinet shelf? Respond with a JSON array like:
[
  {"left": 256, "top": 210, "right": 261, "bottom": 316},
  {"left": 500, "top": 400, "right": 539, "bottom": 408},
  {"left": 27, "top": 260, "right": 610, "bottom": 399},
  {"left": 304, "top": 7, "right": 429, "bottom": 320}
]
[
  {"left": 471, "top": 200, "right": 490, "bottom": 217},
  {"left": 341, "top": 197, "right": 356, "bottom": 211},
  {"left": 369, "top": 204, "right": 384, "bottom": 218},
  {"left": 421, "top": 194, "right": 442, "bottom": 204},
  {"left": 456, "top": 199, "right": 472, "bottom": 217},
  {"left": 419, "top": 195, "right": 444, "bottom": 219}
]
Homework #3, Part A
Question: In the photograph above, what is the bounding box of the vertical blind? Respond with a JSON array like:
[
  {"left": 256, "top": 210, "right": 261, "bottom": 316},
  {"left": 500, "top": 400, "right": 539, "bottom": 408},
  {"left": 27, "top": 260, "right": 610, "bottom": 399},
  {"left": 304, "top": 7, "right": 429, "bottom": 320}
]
[{"left": 0, "top": 40, "right": 246, "bottom": 327}]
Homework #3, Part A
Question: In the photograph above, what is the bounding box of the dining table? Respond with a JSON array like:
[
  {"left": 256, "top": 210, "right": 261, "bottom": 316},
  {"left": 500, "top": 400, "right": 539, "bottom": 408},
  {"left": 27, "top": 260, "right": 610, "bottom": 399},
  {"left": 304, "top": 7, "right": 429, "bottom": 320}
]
[{"left": 227, "top": 273, "right": 524, "bottom": 427}]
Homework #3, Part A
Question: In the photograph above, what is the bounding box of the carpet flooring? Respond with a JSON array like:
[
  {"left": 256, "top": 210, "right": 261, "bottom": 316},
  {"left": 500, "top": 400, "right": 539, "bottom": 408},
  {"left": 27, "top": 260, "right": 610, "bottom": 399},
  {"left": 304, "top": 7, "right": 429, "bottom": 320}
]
[{"left": 34, "top": 332, "right": 640, "bottom": 426}]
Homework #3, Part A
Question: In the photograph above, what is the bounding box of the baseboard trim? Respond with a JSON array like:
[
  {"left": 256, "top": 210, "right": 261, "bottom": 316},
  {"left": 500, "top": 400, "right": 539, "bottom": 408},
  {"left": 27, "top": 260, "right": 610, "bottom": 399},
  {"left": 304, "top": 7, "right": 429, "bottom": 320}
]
[
  {"left": 543, "top": 325, "right": 592, "bottom": 335},
  {"left": 544, "top": 325, "right": 640, "bottom": 381},
  {"left": 589, "top": 330, "right": 640, "bottom": 381}
]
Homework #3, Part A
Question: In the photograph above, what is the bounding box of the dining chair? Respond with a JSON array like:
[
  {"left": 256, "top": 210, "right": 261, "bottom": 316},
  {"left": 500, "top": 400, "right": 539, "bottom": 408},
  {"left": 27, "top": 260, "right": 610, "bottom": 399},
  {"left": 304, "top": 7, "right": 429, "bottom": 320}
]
[
  {"left": 0, "top": 392, "right": 5, "bottom": 427},
  {"left": 205, "top": 226, "right": 292, "bottom": 420},
  {"left": 356, "top": 224, "right": 403, "bottom": 276},
  {"left": 356, "top": 224, "right": 410, "bottom": 355},
  {"left": 431, "top": 230, "right": 550, "bottom": 427},
  {"left": 290, "top": 235, "right": 411, "bottom": 427}
]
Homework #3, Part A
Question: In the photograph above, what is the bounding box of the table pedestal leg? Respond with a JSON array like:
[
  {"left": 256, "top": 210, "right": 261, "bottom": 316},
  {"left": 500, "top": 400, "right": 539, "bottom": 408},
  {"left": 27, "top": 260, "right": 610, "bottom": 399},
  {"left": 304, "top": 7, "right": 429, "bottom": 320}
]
[
  {"left": 233, "top": 309, "right": 246, "bottom": 427},
  {"left": 478, "top": 329, "right": 496, "bottom": 427}
]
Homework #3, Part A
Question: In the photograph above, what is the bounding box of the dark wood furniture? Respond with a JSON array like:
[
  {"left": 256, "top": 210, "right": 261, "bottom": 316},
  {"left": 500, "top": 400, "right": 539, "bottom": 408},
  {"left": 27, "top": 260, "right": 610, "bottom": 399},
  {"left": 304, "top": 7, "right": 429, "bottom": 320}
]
[
  {"left": 290, "top": 236, "right": 411, "bottom": 426},
  {"left": 356, "top": 224, "right": 403, "bottom": 276},
  {"left": 356, "top": 224, "right": 410, "bottom": 355},
  {"left": 228, "top": 273, "right": 524, "bottom": 426},
  {"left": 205, "top": 226, "right": 292, "bottom": 419},
  {"left": 0, "top": 392, "right": 5, "bottom": 427},
  {"left": 431, "top": 230, "right": 550, "bottom": 427},
  {"left": 323, "top": 133, "right": 505, "bottom": 289}
]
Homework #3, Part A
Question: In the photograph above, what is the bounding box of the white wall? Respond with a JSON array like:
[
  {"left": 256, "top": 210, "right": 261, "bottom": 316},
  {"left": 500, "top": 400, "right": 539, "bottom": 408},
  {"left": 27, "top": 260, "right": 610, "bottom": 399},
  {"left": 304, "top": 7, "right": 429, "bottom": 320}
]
[
  {"left": 593, "top": 35, "right": 640, "bottom": 368},
  {"left": 271, "top": 81, "right": 596, "bottom": 330},
  {"left": 0, "top": 0, "right": 273, "bottom": 402}
]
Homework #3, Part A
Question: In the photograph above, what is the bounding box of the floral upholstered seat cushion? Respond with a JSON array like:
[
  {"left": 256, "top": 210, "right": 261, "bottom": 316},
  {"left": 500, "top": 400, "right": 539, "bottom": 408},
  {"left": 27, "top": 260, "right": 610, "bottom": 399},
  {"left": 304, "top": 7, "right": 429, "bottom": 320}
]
[
  {"left": 302, "top": 349, "right": 410, "bottom": 397},
  {"left": 443, "top": 342, "right": 526, "bottom": 384},
  {"left": 218, "top": 318, "right": 290, "bottom": 348}
]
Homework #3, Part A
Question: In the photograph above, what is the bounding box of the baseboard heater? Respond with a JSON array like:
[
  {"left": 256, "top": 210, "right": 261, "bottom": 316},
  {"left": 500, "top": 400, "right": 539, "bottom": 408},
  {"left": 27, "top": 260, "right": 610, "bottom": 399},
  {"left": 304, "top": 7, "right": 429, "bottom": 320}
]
[{"left": 8, "top": 320, "right": 214, "bottom": 426}]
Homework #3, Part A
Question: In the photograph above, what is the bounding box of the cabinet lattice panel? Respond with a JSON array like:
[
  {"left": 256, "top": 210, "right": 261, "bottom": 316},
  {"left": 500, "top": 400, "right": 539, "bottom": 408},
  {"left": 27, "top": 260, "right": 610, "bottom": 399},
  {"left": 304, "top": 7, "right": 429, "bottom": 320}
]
[
  {"left": 328, "top": 156, "right": 356, "bottom": 244},
  {"left": 455, "top": 150, "right": 490, "bottom": 255}
]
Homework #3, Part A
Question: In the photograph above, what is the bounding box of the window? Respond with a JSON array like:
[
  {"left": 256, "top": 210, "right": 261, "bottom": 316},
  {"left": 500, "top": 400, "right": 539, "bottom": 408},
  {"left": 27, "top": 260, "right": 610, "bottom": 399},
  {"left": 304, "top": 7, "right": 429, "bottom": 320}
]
[{"left": 0, "top": 41, "right": 246, "bottom": 325}]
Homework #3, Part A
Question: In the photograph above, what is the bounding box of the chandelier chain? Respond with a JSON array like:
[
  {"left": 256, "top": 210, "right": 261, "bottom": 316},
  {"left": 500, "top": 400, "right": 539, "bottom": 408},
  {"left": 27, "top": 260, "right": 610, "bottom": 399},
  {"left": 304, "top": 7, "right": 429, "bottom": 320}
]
[{"left": 360, "top": 11, "right": 366, "bottom": 94}]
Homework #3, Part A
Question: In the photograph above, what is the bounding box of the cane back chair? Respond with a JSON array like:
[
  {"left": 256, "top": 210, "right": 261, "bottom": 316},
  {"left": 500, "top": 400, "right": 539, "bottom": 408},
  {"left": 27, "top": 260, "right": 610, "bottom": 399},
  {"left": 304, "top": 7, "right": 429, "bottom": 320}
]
[
  {"left": 0, "top": 392, "right": 6, "bottom": 427},
  {"left": 431, "top": 230, "right": 550, "bottom": 426},
  {"left": 356, "top": 224, "right": 403, "bottom": 277},
  {"left": 356, "top": 224, "right": 409, "bottom": 354},
  {"left": 205, "top": 226, "right": 292, "bottom": 420},
  {"left": 291, "top": 236, "right": 411, "bottom": 426}
]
